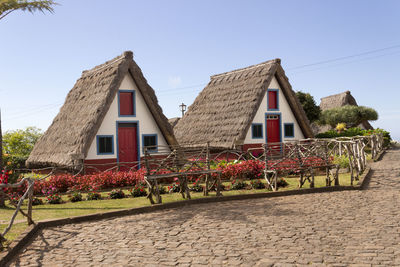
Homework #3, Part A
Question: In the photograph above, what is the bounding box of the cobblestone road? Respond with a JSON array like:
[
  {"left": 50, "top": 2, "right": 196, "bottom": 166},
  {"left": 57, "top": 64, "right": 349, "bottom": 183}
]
[{"left": 8, "top": 147, "right": 400, "bottom": 266}]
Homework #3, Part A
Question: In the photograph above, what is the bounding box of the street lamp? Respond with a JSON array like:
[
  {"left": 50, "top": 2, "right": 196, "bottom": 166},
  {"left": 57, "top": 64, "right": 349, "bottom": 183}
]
[{"left": 179, "top": 103, "right": 187, "bottom": 118}]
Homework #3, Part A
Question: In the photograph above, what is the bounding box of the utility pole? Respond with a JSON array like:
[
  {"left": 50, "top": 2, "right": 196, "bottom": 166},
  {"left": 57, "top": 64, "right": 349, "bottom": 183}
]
[{"left": 179, "top": 103, "right": 187, "bottom": 118}]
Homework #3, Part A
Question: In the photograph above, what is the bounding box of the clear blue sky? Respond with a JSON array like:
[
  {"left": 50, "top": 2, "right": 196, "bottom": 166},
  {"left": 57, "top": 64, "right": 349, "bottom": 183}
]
[{"left": 1, "top": 0, "right": 400, "bottom": 140}]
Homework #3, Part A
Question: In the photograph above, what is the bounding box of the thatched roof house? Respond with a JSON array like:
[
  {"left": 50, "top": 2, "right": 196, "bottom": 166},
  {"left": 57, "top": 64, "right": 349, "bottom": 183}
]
[
  {"left": 319, "top": 91, "right": 373, "bottom": 130},
  {"left": 174, "top": 59, "right": 314, "bottom": 150},
  {"left": 27, "top": 51, "right": 178, "bottom": 170}
]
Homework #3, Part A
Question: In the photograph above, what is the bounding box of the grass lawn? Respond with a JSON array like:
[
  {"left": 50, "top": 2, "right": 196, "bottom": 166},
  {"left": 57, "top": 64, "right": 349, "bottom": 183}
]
[{"left": 0, "top": 172, "right": 354, "bottom": 248}]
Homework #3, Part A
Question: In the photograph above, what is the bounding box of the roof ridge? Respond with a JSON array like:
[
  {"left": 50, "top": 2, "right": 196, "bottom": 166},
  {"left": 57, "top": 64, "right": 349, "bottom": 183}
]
[
  {"left": 210, "top": 58, "right": 281, "bottom": 79},
  {"left": 81, "top": 51, "right": 133, "bottom": 77},
  {"left": 320, "top": 90, "right": 351, "bottom": 100}
]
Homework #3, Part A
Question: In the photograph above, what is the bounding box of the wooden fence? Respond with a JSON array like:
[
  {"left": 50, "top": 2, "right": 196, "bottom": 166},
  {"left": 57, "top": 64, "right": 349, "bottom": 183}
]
[{"left": 0, "top": 134, "right": 384, "bottom": 248}]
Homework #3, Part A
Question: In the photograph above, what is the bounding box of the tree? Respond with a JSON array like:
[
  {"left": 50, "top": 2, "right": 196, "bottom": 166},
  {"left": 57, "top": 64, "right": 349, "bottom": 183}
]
[
  {"left": 2, "top": 126, "right": 43, "bottom": 157},
  {"left": 0, "top": 0, "right": 57, "bottom": 20},
  {"left": 295, "top": 91, "right": 321, "bottom": 122},
  {"left": 319, "top": 105, "right": 378, "bottom": 128}
]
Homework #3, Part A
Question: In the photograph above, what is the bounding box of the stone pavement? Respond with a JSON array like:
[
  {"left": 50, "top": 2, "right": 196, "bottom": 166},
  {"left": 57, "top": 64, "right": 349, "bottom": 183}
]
[{"left": 8, "top": 147, "right": 400, "bottom": 266}]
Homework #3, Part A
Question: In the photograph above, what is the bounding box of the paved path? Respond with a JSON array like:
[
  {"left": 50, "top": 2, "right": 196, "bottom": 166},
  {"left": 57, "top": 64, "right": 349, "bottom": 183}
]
[{"left": 8, "top": 147, "right": 400, "bottom": 266}]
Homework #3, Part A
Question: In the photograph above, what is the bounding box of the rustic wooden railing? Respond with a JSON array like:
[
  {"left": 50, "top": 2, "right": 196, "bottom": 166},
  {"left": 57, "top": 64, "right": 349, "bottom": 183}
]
[
  {"left": 142, "top": 142, "right": 223, "bottom": 204},
  {"left": 0, "top": 133, "right": 384, "bottom": 247},
  {"left": 0, "top": 168, "right": 55, "bottom": 249}
]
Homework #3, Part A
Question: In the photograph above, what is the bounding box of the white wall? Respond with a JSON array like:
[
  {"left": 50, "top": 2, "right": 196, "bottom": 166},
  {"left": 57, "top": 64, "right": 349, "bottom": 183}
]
[
  {"left": 86, "top": 73, "right": 169, "bottom": 160},
  {"left": 244, "top": 76, "right": 305, "bottom": 144}
]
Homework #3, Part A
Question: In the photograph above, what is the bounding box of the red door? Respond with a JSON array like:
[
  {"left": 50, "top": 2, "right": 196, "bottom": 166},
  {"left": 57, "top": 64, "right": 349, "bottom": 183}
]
[
  {"left": 266, "top": 115, "right": 281, "bottom": 155},
  {"left": 118, "top": 123, "right": 138, "bottom": 169}
]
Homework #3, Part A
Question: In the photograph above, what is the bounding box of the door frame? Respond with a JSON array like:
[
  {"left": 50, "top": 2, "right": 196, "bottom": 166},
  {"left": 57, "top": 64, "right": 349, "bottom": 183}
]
[
  {"left": 264, "top": 113, "right": 282, "bottom": 144},
  {"left": 116, "top": 121, "right": 140, "bottom": 166}
]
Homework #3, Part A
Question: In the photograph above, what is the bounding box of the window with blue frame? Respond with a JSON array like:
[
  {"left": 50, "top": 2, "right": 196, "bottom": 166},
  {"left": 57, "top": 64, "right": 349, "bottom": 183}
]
[
  {"left": 284, "top": 123, "right": 294, "bottom": 138},
  {"left": 97, "top": 135, "right": 114, "bottom": 154},
  {"left": 142, "top": 134, "right": 158, "bottom": 152},
  {"left": 251, "top": 123, "right": 263, "bottom": 139}
]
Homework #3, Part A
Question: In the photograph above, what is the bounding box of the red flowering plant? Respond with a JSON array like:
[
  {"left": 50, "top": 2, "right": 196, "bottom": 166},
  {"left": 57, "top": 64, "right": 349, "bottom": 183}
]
[
  {"left": 8, "top": 191, "right": 22, "bottom": 205},
  {"left": 0, "top": 169, "right": 9, "bottom": 185},
  {"left": 42, "top": 186, "right": 62, "bottom": 204},
  {"left": 168, "top": 179, "right": 180, "bottom": 193},
  {"left": 130, "top": 184, "right": 147, "bottom": 197},
  {"left": 189, "top": 178, "right": 203, "bottom": 192}
]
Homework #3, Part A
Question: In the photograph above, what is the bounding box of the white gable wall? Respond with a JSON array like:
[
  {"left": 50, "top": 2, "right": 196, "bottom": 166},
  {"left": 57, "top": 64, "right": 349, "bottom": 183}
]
[
  {"left": 244, "top": 76, "right": 305, "bottom": 144},
  {"left": 86, "top": 73, "right": 169, "bottom": 159}
]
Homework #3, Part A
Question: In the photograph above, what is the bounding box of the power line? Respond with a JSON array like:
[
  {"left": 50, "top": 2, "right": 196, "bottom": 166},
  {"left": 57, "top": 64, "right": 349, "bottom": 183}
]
[
  {"left": 288, "top": 49, "right": 400, "bottom": 75},
  {"left": 287, "top": 44, "right": 400, "bottom": 70}
]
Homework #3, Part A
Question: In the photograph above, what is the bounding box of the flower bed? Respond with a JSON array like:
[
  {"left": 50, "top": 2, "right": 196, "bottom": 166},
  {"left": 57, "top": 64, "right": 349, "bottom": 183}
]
[{"left": 3, "top": 156, "right": 329, "bottom": 199}]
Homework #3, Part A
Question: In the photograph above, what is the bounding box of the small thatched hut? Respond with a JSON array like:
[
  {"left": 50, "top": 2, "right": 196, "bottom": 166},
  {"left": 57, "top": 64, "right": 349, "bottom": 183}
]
[
  {"left": 319, "top": 90, "right": 373, "bottom": 130},
  {"left": 174, "top": 59, "right": 314, "bottom": 150},
  {"left": 168, "top": 117, "right": 180, "bottom": 128},
  {"left": 27, "top": 51, "right": 178, "bottom": 171}
]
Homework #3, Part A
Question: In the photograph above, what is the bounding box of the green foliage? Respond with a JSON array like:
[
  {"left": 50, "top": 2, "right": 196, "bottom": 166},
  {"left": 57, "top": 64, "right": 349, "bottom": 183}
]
[
  {"left": 86, "top": 191, "right": 102, "bottom": 201},
  {"left": 158, "top": 186, "right": 167, "bottom": 195},
  {"left": 276, "top": 178, "right": 289, "bottom": 188},
  {"left": 295, "top": 91, "right": 321, "bottom": 122},
  {"left": 250, "top": 179, "right": 265, "bottom": 189},
  {"left": 231, "top": 180, "right": 247, "bottom": 190},
  {"left": 0, "top": 0, "right": 58, "bottom": 20},
  {"left": 316, "top": 127, "right": 392, "bottom": 148},
  {"left": 2, "top": 126, "right": 42, "bottom": 157},
  {"left": 364, "top": 128, "right": 392, "bottom": 147},
  {"left": 2, "top": 127, "right": 42, "bottom": 180},
  {"left": 130, "top": 184, "right": 147, "bottom": 197},
  {"left": 31, "top": 197, "right": 43, "bottom": 205},
  {"left": 68, "top": 191, "right": 83, "bottom": 202},
  {"left": 319, "top": 105, "right": 378, "bottom": 128},
  {"left": 190, "top": 179, "right": 203, "bottom": 192},
  {"left": 333, "top": 155, "right": 350, "bottom": 169},
  {"left": 109, "top": 189, "right": 125, "bottom": 199}
]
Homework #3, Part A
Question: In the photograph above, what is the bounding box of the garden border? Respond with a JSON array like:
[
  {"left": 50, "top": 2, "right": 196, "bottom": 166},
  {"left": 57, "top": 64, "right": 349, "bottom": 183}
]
[{"left": 0, "top": 163, "right": 375, "bottom": 265}]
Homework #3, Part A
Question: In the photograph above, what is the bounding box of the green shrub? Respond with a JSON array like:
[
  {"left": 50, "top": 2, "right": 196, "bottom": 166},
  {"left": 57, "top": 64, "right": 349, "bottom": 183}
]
[
  {"left": 46, "top": 193, "right": 62, "bottom": 204},
  {"left": 333, "top": 155, "right": 350, "bottom": 169},
  {"left": 316, "top": 127, "right": 392, "bottom": 147},
  {"left": 320, "top": 106, "right": 378, "bottom": 128},
  {"left": 277, "top": 178, "right": 289, "bottom": 188},
  {"left": 109, "top": 189, "right": 125, "bottom": 199},
  {"left": 158, "top": 186, "right": 167, "bottom": 195},
  {"left": 68, "top": 191, "right": 83, "bottom": 202},
  {"left": 250, "top": 179, "right": 265, "bottom": 189},
  {"left": 86, "top": 191, "right": 102, "bottom": 200},
  {"left": 231, "top": 180, "right": 247, "bottom": 190},
  {"left": 31, "top": 197, "right": 43, "bottom": 206},
  {"left": 190, "top": 179, "right": 203, "bottom": 192}
]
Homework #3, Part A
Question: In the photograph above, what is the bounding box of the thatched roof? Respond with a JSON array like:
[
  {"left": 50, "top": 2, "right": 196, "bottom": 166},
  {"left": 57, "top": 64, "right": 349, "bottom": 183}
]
[
  {"left": 319, "top": 90, "right": 373, "bottom": 130},
  {"left": 319, "top": 91, "right": 357, "bottom": 111},
  {"left": 168, "top": 117, "right": 180, "bottom": 128},
  {"left": 174, "top": 59, "right": 314, "bottom": 148},
  {"left": 27, "top": 51, "right": 178, "bottom": 168}
]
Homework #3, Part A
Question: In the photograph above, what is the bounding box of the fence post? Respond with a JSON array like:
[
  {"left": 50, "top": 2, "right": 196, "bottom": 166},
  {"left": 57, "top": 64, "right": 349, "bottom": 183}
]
[
  {"left": 143, "top": 148, "right": 155, "bottom": 205},
  {"left": 0, "top": 191, "right": 5, "bottom": 208},
  {"left": 27, "top": 179, "right": 34, "bottom": 225},
  {"left": 204, "top": 142, "right": 210, "bottom": 196}
]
